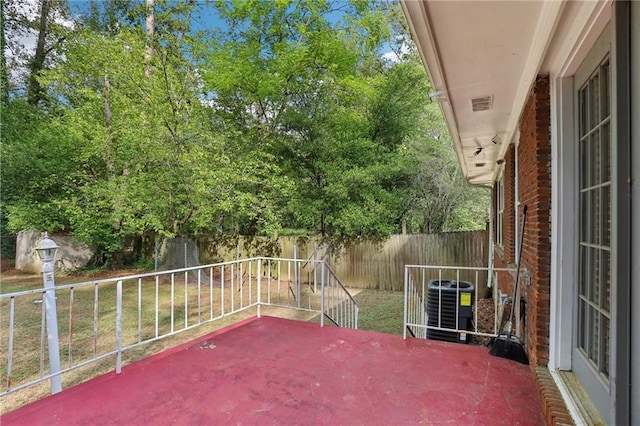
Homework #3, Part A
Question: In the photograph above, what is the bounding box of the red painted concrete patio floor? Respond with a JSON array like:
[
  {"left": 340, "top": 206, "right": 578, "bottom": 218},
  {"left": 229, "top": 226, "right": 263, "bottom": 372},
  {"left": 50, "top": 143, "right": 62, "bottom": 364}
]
[{"left": 2, "top": 316, "right": 545, "bottom": 425}]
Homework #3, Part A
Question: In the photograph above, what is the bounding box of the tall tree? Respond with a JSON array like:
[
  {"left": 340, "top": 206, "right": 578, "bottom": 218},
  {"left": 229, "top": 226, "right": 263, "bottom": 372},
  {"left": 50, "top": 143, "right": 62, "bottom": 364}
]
[
  {"left": 144, "top": 0, "right": 154, "bottom": 77},
  {"left": 3, "top": 0, "right": 488, "bottom": 268},
  {"left": 37, "top": 1, "right": 243, "bottom": 263},
  {"left": 1, "top": 100, "right": 80, "bottom": 232},
  {"left": 0, "top": 0, "right": 9, "bottom": 104},
  {"left": 1, "top": 0, "right": 70, "bottom": 104},
  {"left": 203, "top": 0, "right": 392, "bottom": 237},
  {"left": 26, "top": 0, "right": 52, "bottom": 105}
]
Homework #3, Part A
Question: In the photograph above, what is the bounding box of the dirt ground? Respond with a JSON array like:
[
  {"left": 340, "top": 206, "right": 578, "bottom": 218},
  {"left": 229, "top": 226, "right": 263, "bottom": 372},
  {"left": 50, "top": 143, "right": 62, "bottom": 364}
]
[
  {"left": 473, "top": 297, "right": 497, "bottom": 346},
  {"left": 1, "top": 258, "right": 15, "bottom": 273}
]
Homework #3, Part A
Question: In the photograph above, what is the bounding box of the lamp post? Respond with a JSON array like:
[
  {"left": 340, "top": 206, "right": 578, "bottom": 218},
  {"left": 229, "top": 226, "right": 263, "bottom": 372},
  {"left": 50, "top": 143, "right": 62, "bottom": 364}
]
[{"left": 35, "top": 232, "right": 62, "bottom": 394}]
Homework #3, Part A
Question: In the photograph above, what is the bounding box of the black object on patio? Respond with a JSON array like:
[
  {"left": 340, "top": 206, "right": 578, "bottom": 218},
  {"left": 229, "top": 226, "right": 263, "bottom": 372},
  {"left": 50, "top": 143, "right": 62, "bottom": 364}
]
[{"left": 427, "top": 279, "right": 475, "bottom": 343}]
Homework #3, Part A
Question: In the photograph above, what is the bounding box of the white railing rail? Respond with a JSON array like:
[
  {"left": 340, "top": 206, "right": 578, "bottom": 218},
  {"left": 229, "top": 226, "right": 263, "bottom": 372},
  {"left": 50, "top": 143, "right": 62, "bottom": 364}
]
[
  {"left": 0, "top": 257, "right": 357, "bottom": 397},
  {"left": 403, "top": 265, "right": 516, "bottom": 342}
]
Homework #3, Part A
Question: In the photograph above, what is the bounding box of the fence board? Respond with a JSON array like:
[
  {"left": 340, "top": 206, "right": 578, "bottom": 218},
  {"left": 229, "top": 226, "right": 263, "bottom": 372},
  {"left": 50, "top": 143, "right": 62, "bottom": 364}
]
[{"left": 199, "top": 231, "right": 488, "bottom": 293}]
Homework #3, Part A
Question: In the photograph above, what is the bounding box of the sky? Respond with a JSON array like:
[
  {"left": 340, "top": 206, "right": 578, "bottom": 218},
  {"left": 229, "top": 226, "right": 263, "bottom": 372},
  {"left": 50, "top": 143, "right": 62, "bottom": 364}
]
[{"left": 7, "top": 0, "right": 402, "bottom": 92}]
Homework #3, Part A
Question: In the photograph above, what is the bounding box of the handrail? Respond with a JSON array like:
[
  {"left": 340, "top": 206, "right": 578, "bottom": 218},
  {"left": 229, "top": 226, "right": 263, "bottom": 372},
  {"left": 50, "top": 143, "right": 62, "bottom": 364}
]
[
  {"left": 323, "top": 264, "right": 358, "bottom": 307},
  {"left": 0, "top": 257, "right": 358, "bottom": 400},
  {"left": 321, "top": 263, "right": 359, "bottom": 329}
]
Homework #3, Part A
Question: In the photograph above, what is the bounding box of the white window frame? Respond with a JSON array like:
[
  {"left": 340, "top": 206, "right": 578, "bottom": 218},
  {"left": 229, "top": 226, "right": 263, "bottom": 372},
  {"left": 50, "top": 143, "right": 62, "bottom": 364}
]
[{"left": 549, "top": 0, "right": 611, "bottom": 374}]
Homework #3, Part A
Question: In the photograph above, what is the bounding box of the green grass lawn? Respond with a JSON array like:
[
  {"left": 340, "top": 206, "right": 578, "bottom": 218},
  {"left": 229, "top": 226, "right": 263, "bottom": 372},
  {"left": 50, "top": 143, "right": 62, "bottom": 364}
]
[{"left": 353, "top": 289, "right": 405, "bottom": 336}]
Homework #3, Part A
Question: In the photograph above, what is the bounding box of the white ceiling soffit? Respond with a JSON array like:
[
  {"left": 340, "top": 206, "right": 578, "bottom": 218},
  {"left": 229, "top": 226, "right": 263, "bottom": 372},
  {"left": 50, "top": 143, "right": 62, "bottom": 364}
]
[{"left": 400, "top": 0, "right": 564, "bottom": 186}]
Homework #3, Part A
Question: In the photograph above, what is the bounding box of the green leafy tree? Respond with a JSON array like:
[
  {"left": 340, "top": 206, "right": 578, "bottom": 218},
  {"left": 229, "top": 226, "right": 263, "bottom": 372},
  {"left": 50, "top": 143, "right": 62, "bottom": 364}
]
[
  {"left": 203, "top": 0, "right": 396, "bottom": 238},
  {"left": 2, "top": 0, "right": 489, "bottom": 268},
  {"left": 38, "top": 8, "right": 234, "bottom": 263},
  {"left": 0, "top": 100, "right": 80, "bottom": 232}
]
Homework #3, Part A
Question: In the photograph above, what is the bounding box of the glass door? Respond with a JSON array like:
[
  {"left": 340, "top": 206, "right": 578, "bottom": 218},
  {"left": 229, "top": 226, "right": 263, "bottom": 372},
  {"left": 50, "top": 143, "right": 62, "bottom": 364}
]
[{"left": 573, "top": 25, "right": 611, "bottom": 423}]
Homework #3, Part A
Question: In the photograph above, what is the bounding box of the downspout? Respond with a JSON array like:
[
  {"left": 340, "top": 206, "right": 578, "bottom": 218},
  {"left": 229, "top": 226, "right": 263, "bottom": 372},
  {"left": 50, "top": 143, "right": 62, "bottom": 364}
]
[
  {"left": 514, "top": 135, "right": 522, "bottom": 339},
  {"left": 487, "top": 200, "right": 494, "bottom": 290},
  {"left": 514, "top": 137, "right": 520, "bottom": 263}
]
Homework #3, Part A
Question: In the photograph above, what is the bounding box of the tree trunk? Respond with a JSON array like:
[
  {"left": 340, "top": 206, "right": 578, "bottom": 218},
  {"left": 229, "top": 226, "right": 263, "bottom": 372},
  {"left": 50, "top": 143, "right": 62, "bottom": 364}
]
[
  {"left": 27, "top": 0, "right": 51, "bottom": 106},
  {"left": 0, "top": 0, "right": 8, "bottom": 104},
  {"left": 144, "top": 0, "right": 154, "bottom": 77}
]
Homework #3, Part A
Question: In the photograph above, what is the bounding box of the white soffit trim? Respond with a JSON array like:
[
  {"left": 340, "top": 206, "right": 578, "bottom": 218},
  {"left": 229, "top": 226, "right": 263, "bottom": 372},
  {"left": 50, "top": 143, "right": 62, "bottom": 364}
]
[
  {"left": 495, "top": 0, "right": 565, "bottom": 182},
  {"left": 401, "top": 1, "right": 565, "bottom": 186},
  {"left": 399, "top": 0, "right": 467, "bottom": 181},
  {"left": 544, "top": 1, "right": 612, "bottom": 77}
]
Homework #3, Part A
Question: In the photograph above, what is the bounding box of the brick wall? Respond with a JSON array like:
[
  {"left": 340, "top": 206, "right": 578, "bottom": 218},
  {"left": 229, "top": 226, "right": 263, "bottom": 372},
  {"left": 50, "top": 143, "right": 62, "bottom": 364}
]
[
  {"left": 492, "top": 75, "right": 552, "bottom": 367},
  {"left": 519, "top": 75, "right": 552, "bottom": 367},
  {"left": 494, "top": 144, "right": 517, "bottom": 298}
]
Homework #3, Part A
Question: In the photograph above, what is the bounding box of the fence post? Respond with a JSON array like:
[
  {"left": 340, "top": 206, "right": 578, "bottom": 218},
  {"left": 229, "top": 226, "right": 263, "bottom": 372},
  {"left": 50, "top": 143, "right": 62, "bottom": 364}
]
[{"left": 116, "top": 280, "right": 123, "bottom": 374}]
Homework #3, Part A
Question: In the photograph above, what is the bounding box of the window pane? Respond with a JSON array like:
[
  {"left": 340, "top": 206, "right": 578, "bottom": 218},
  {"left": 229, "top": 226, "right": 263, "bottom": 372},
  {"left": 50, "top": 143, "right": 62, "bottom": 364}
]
[
  {"left": 579, "top": 246, "right": 588, "bottom": 297},
  {"left": 593, "top": 248, "right": 600, "bottom": 306},
  {"left": 586, "top": 304, "right": 594, "bottom": 358},
  {"left": 580, "top": 89, "right": 588, "bottom": 136},
  {"left": 602, "top": 316, "right": 609, "bottom": 376},
  {"left": 603, "top": 251, "right": 610, "bottom": 312},
  {"left": 592, "top": 132, "right": 601, "bottom": 186},
  {"left": 592, "top": 188, "right": 601, "bottom": 245},
  {"left": 590, "top": 305, "right": 600, "bottom": 363},
  {"left": 601, "top": 61, "right": 610, "bottom": 119},
  {"left": 580, "top": 192, "right": 588, "bottom": 240},
  {"left": 603, "top": 186, "right": 610, "bottom": 246},
  {"left": 590, "top": 74, "right": 599, "bottom": 130},
  {"left": 580, "top": 139, "right": 588, "bottom": 188},
  {"left": 602, "top": 122, "right": 610, "bottom": 181},
  {"left": 578, "top": 299, "right": 587, "bottom": 350}
]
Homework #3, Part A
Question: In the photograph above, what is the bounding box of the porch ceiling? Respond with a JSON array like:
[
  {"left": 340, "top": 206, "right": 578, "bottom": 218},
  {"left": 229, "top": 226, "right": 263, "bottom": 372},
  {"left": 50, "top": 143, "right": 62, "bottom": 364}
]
[{"left": 400, "top": 0, "right": 564, "bottom": 186}]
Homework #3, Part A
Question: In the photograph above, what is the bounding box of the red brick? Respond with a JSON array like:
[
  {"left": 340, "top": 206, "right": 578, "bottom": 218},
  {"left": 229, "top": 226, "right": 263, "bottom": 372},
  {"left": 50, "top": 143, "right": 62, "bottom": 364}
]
[{"left": 493, "top": 75, "right": 552, "bottom": 371}]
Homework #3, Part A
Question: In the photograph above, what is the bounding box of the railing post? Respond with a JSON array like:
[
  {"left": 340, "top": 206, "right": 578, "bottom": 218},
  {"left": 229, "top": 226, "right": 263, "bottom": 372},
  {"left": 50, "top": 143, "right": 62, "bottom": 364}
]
[
  {"left": 293, "top": 245, "right": 300, "bottom": 308},
  {"left": 116, "top": 280, "right": 123, "bottom": 374},
  {"left": 7, "top": 297, "right": 15, "bottom": 391},
  {"left": 354, "top": 305, "right": 359, "bottom": 329},
  {"left": 313, "top": 243, "right": 318, "bottom": 293},
  {"left": 320, "top": 263, "right": 325, "bottom": 327},
  {"left": 257, "top": 259, "right": 262, "bottom": 318},
  {"left": 42, "top": 263, "right": 62, "bottom": 394},
  {"left": 421, "top": 273, "right": 426, "bottom": 336},
  {"left": 403, "top": 266, "right": 408, "bottom": 340}
]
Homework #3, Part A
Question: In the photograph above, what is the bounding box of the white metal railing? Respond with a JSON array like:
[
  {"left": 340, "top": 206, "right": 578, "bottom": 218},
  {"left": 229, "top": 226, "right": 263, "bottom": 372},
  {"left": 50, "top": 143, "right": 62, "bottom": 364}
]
[
  {"left": 403, "top": 265, "right": 516, "bottom": 342},
  {"left": 0, "top": 257, "right": 357, "bottom": 397}
]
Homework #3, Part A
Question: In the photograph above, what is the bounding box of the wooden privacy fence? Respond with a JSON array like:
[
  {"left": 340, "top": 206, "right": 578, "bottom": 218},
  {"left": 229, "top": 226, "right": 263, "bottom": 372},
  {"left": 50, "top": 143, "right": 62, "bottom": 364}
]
[
  {"left": 334, "top": 231, "right": 488, "bottom": 292},
  {"left": 198, "top": 231, "right": 488, "bottom": 293}
]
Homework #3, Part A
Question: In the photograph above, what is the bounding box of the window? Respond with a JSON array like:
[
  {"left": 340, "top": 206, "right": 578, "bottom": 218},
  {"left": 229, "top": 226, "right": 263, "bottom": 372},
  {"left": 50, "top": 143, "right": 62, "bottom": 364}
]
[{"left": 577, "top": 56, "right": 611, "bottom": 381}]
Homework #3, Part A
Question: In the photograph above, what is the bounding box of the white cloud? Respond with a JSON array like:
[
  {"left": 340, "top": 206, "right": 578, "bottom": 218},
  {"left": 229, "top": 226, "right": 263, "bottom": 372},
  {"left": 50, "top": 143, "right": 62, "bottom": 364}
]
[{"left": 381, "top": 41, "right": 412, "bottom": 64}]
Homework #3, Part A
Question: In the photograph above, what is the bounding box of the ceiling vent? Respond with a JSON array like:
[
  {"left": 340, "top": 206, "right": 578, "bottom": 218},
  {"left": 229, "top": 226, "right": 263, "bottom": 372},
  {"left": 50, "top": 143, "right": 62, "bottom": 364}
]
[{"left": 471, "top": 95, "right": 493, "bottom": 112}]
